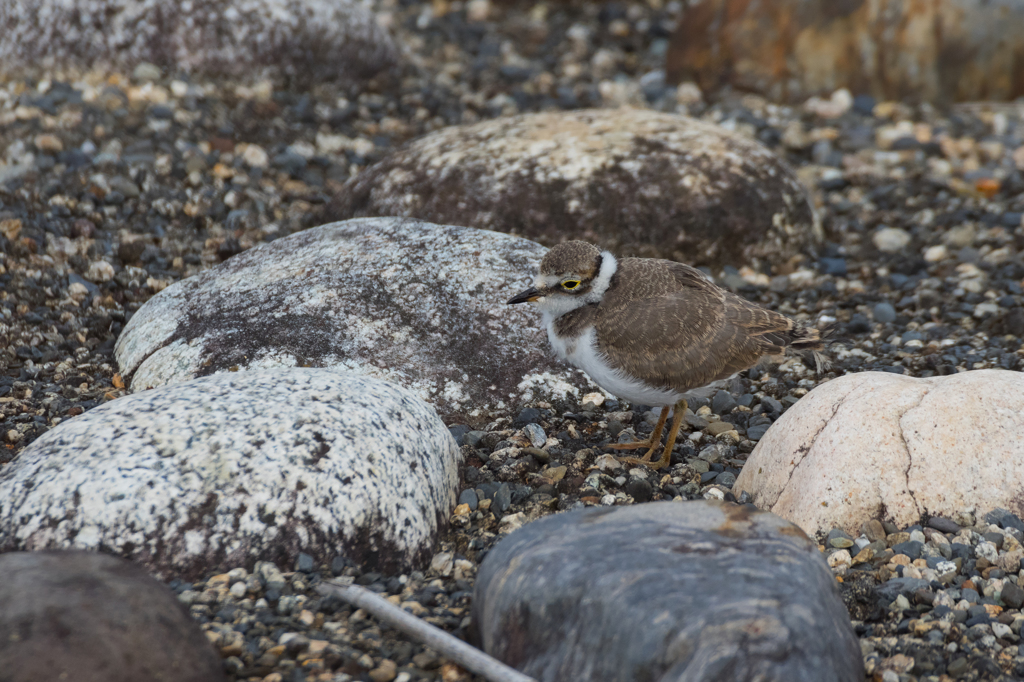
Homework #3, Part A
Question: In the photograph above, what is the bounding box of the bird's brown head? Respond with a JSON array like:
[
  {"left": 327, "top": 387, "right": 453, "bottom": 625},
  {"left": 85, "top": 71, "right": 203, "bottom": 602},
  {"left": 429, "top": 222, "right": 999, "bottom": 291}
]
[{"left": 507, "top": 241, "right": 608, "bottom": 307}]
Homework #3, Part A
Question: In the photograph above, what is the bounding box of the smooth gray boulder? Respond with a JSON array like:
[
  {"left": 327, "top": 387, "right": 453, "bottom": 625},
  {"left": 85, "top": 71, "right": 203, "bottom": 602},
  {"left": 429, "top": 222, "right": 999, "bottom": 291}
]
[
  {"left": 0, "top": 369, "right": 460, "bottom": 578},
  {"left": 0, "top": 0, "right": 400, "bottom": 85},
  {"left": 0, "top": 550, "right": 226, "bottom": 682},
  {"left": 114, "top": 217, "right": 597, "bottom": 424},
  {"left": 472, "top": 501, "right": 863, "bottom": 682},
  {"left": 328, "top": 108, "right": 820, "bottom": 270}
]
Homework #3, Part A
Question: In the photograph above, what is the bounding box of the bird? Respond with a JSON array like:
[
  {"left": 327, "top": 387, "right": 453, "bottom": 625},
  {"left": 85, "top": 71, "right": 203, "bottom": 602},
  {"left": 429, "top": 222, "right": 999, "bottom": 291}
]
[{"left": 507, "top": 240, "right": 827, "bottom": 470}]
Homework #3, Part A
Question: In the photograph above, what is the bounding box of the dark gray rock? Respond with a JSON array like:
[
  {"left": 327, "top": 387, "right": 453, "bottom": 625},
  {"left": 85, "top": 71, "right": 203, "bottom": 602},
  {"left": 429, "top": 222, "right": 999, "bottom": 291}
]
[
  {"left": 712, "top": 390, "right": 737, "bottom": 414},
  {"left": 1001, "top": 580, "right": 1024, "bottom": 610},
  {"left": 493, "top": 483, "right": 512, "bottom": 514},
  {"left": 472, "top": 501, "right": 863, "bottom": 682},
  {"left": 458, "top": 488, "right": 479, "bottom": 511},
  {"left": 928, "top": 516, "right": 961, "bottom": 533},
  {"left": 0, "top": 550, "right": 226, "bottom": 682},
  {"left": 875, "top": 577, "right": 931, "bottom": 603}
]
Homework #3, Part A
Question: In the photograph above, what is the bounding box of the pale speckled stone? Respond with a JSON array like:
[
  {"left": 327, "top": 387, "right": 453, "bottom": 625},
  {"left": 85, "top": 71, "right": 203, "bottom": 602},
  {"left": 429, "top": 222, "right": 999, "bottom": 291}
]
[
  {"left": 735, "top": 370, "right": 1024, "bottom": 537},
  {"left": 329, "top": 108, "right": 820, "bottom": 269},
  {"left": 115, "top": 217, "right": 598, "bottom": 423},
  {"left": 0, "top": 0, "right": 400, "bottom": 84},
  {"left": 473, "top": 501, "right": 863, "bottom": 681},
  {"left": 0, "top": 369, "right": 461, "bottom": 578}
]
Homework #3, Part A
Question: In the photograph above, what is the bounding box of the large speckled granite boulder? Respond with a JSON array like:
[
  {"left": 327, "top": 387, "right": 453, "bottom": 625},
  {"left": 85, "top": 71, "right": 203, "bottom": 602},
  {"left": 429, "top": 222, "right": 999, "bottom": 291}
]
[
  {"left": 0, "top": 369, "right": 461, "bottom": 578},
  {"left": 328, "top": 108, "right": 820, "bottom": 270},
  {"left": 0, "top": 551, "right": 226, "bottom": 682},
  {"left": 666, "top": 0, "right": 1024, "bottom": 103},
  {"left": 735, "top": 370, "right": 1024, "bottom": 536},
  {"left": 0, "top": 0, "right": 400, "bottom": 84},
  {"left": 115, "top": 217, "right": 597, "bottom": 424},
  {"left": 472, "top": 501, "right": 862, "bottom": 682}
]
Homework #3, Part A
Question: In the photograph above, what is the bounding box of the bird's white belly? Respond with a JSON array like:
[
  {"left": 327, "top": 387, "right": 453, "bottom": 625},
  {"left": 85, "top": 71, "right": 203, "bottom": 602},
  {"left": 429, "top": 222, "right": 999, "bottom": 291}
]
[{"left": 546, "top": 323, "right": 686, "bottom": 407}]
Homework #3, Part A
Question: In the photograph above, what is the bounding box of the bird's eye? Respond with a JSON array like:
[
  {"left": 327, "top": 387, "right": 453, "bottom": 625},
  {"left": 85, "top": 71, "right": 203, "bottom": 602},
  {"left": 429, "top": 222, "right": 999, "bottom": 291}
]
[{"left": 561, "top": 280, "right": 581, "bottom": 290}]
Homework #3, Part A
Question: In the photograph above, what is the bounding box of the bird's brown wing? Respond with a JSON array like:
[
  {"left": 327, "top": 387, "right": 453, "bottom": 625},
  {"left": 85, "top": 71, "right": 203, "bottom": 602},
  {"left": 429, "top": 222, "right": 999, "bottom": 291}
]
[{"left": 595, "top": 258, "right": 814, "bottom": 391}]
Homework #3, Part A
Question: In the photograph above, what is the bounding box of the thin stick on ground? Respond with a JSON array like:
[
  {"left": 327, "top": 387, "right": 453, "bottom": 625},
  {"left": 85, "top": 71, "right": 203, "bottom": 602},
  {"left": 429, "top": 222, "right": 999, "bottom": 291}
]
[{"left": 316, "top": 579, "right": 537, "bottom": 682}]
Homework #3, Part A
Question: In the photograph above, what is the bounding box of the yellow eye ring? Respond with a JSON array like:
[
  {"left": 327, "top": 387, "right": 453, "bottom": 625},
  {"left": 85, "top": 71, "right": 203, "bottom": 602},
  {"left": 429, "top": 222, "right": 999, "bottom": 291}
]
[{"left": 561, "top": 280, "right": 581, "bottom": 290}]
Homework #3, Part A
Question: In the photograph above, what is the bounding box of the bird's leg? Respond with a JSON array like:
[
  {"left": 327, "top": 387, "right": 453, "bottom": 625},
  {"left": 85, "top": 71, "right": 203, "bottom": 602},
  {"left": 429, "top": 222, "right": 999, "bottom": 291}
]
[
  {"left": 617, "top": 399, "right": 687, "bottom": 470},
  {"left": 646, "top": 399, "right": 688, "bottom": 470},
  {"left": 607, "top": 405, "right": 669, "bottom": 451}
]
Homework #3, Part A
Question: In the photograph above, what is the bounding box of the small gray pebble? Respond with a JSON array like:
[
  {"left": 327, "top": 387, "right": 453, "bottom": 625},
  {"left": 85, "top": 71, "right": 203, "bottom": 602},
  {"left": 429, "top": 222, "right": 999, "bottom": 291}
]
[
  {"left": 523, "top": 423, "right": 546, "bottom": 449},
  {"left": 711, "top": 391, "right": 737, "bottom": 415},
  {"left": 465, "top": 431, "right": 487, "bottom": 448},
  {"left": 746, "top": 423, "right": 770, "bottom": 441},
  {"left": 715, "top": 472, "right": 736, "bottom": 488},
  {"left": 458, "top": 488, "right": 479, "bottom": 511},
  {"left": 494, "top": 484, "right": 512, "bottom": 514},
  {"left": 295, "top": 553, "right": 315, "bottom": 573},
  {"left": 927, "top": 516, "right": 960, "bottom": 533},
  {"left": 872, "top": 302, "right": 897, "bottom": 324}
]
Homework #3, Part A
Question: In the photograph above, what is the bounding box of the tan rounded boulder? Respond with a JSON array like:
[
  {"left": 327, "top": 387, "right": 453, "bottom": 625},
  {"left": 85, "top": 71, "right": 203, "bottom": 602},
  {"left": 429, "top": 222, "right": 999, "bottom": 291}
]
[
  {"left": 328, "top": 108, "right": 820, "bottom": 270},
  {"left": 734, "top": 370, "right": 1024, "bottom": 536},
  {"left": 666, "top": 0, "right": 1024, "bottom": 103}
]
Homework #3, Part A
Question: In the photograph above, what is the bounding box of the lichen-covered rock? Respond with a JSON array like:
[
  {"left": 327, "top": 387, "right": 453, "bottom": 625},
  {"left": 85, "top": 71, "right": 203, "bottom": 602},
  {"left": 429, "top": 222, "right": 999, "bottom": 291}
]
[
  {"left": 328, "top": 108, "right": 819, "bottom": 270},
  {"left": 115, "top": 217, "right": 597, "bottom": 423},
  {"left": 472, "top": 501, "right": 862, "bottom": 682},
  {"left": 0, "top": 0, "right": 400, "bottom": 85},
  {"left": 0, "top": 369, "right": 460, "bottom": 578},
  {"left": 0, "top": 550, "right": 226, "bottom": 682},
  {"left": 666, "top": 0, "right": 1024, "bottom": 103},
  {"left": 735, "top": 370, "right": 1024, "bottom": 536}
]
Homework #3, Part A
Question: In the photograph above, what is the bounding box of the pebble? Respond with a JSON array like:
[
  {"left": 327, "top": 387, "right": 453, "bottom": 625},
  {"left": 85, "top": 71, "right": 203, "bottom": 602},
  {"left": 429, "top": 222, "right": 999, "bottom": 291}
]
[{"left": 872, "top": 227, "right": 911, "bottom": 253}]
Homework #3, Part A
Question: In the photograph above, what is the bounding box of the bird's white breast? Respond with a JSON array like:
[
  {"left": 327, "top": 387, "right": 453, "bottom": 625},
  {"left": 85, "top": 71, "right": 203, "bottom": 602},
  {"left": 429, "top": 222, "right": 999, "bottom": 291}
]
[{"left": 543, "top": 318, "right": 686, "bottom": 407}]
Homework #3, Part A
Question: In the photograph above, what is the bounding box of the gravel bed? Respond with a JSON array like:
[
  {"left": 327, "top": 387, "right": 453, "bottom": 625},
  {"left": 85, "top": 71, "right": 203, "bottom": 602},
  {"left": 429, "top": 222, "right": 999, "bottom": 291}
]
[{"left": 3, "top": 0, "right": 1024, "bottom": 680}]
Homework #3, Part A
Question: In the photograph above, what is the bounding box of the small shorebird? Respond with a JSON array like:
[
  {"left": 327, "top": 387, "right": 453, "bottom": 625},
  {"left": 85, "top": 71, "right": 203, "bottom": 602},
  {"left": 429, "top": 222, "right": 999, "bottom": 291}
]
[{"left": 508, "top": 241, "right": 827, "bottom": 469}]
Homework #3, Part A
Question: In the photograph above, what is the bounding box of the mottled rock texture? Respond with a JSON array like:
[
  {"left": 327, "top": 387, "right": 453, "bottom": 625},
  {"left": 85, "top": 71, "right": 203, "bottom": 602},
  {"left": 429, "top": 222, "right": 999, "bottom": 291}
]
[
  {"left": 667, "top": 0, "right": 1024, "bottom": 103},
  {"left": 472, "top": 501, "right": 863, "bottom": 682},
  {"left": 0, "top": 550, "right": 226, "bottom": 682},
  {"left": 735, "top": 370, "right": 1024, "bottom": 536},
  {"left": 115, "top": 218, "right": 597, "bottom": 423},
  {"left": 328, "top": 108, "right": 819, "bottom": 270},
  {"left": 0, "top": 369, "right": 461, "bottom": 578},
  {"left": 0, "top": 0, "right": 400, "bottom": 84}
]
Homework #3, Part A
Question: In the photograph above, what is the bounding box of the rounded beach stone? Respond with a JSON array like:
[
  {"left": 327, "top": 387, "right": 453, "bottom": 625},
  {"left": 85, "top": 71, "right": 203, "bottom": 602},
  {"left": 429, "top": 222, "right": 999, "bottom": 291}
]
[
  {"left": 734, "top": 370, "right": 1024, "bottom": 537},
  {"left": 472, "top": 500, "right": 863, "bottom": 682},
  {"left": 114, "top": 217, "right": 597, "bottom": 424},
  {"left": 0, "top": 0, "right": 400, "bottom": 85},
  {"left": 0, "top": 550, "right": 226, "bottom": 682},
  {"left": 0, "top": 368, "right": 460, "bottom": 578},
  {"left": 328, "top": 108, "right": 820, "bottom": 269}
]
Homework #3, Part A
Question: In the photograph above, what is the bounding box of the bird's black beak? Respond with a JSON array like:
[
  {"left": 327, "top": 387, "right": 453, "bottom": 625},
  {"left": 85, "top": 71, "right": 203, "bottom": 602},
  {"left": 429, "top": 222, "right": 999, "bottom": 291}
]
[{"left": 508, "top": 287, "right": 542, "bottom": 304}]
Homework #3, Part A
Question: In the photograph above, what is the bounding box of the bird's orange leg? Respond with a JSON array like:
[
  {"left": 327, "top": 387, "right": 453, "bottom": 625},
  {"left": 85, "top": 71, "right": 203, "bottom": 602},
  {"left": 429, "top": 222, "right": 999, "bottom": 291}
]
[{"left": 606, "top": 405, "right": 669, "bottom": 452}]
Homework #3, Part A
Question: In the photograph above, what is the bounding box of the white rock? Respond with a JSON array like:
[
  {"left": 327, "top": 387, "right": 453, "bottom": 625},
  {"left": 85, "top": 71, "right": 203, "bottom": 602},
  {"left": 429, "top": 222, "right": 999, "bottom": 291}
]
[
  {"left": 85, "top": 260, "right": 115, "bottom": 283},
  {"left": 114, "top": 218, "right": 596, "bottom": 423},
  {"left": 735, "top": 370, "right": 1024, "bottom": 537},
  {"left": 242, "top": 144, "right": 269, "bottom": 169},
  {"left": 872, "top": 227, "right": 911, "bottom": 253},
  {"left": 0, "top": 0, "right": 400, "bottom": 85},
  {"left": 923, "top": 244, "right": 948, "bottom": 262},
  {"left": 0, "top": 368, "right": 461, "bottom": 578}
]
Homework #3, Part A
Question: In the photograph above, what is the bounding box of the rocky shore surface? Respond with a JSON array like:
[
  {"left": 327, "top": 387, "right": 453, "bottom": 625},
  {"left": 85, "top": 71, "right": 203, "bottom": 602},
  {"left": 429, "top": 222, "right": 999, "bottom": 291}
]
[{"left": 3, "top": 0, "right": 1024, "bottom": 680}]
